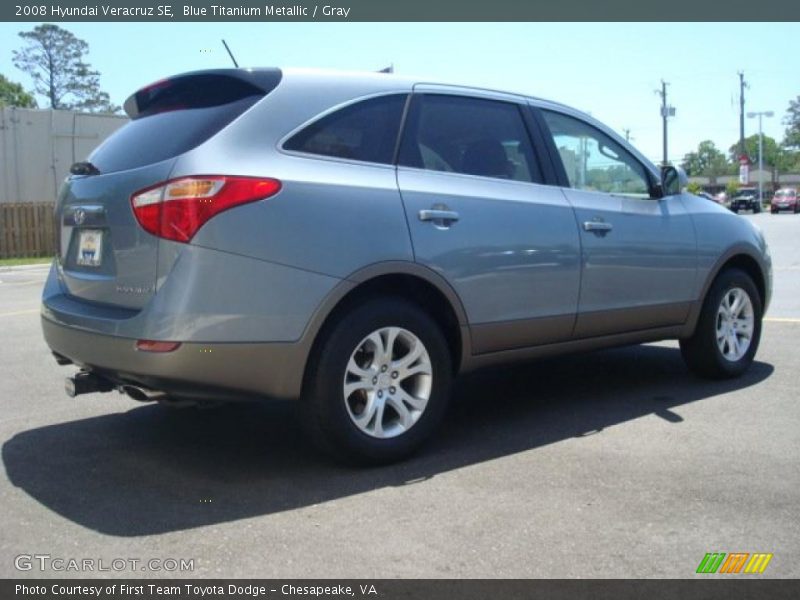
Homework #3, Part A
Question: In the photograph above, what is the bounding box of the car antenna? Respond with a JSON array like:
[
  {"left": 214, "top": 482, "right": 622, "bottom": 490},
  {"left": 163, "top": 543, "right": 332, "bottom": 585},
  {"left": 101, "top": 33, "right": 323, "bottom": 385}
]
[{"left": 221, "top": 39, "right": 239, "bottom": 67}]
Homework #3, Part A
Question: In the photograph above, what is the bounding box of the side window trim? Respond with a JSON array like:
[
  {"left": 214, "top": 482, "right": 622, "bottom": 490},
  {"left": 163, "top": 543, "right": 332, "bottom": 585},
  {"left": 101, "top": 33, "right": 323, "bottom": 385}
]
[
  {"left": 394, "top": 93, "right": 422, "bottom": 167},
  {"left": 390, "top": 93, "right": 415, "bottom": 166},
  {"left": 524, "top": 105, "right": 568, "bottom": 187},
  {"left": 397, "top": 92, "right": 545, "bottom": 185}
]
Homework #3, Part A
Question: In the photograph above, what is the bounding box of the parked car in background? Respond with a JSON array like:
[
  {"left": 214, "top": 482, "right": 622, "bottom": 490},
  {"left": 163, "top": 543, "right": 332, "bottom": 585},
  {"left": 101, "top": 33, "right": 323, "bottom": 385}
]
[
  {"left": 730, "top": 187, "right": 762, "bottom": 213},
  {"left": 771, "top": 188, "right": 799, "bottom": 214},
  {"left": 41, "top": 68, "right": 772, "bottom": 464}
]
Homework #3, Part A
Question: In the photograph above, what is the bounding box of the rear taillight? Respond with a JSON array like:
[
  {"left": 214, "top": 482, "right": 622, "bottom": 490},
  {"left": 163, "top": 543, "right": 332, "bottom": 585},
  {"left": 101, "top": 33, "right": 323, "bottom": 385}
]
[{"left": 130, "top": 176, "right": 281, "bottom": 243}]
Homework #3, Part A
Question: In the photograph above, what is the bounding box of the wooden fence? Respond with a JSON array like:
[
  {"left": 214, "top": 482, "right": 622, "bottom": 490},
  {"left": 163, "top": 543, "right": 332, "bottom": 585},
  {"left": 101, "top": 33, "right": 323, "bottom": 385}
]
[{"left": 0, "top": 203, "right": 56, "bottom": 259}]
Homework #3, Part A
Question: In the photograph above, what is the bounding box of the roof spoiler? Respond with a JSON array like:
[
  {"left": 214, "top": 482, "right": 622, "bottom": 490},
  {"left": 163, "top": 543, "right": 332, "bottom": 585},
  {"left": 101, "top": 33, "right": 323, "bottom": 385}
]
[{"left": 123, "top": 68, "right": 282, "bottom": 119}]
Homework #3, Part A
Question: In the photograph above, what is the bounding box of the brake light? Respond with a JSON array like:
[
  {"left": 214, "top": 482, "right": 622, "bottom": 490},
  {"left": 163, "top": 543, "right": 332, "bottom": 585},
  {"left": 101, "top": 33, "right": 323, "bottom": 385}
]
[{"left": 131, "top": 176, "right": 281, "bottom": 242}]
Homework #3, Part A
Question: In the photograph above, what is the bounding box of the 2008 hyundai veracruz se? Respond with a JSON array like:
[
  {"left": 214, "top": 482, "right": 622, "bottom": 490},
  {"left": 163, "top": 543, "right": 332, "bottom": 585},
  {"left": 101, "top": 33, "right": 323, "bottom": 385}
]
[{"left": 42, "top": 68, "right": 772, "bottom": 464}]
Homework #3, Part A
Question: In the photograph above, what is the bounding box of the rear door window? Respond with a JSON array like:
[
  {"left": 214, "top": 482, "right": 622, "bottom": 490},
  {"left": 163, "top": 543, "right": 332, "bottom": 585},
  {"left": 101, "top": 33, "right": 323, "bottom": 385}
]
[
  {"left": 283, "top": 94, "right": 407, "bottom": 165},
  {"left": 398, "top": 94, "right": 542, "bottom": 183}
]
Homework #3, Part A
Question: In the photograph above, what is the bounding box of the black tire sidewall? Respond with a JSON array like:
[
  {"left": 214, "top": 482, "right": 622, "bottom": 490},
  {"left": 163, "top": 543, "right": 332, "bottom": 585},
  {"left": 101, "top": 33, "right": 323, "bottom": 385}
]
[
  {"left": 697, "top": 269, "right": 763, "bottom": 377},
  {"left": 304, "top": 298, "right": 452, "bottom": 464}
]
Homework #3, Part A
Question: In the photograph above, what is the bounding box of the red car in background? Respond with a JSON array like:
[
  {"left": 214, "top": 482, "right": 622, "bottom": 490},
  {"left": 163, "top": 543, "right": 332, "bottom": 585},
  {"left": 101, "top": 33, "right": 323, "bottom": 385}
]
[{"left": 771, "top": 188, "right": 799, "bottom": 214}]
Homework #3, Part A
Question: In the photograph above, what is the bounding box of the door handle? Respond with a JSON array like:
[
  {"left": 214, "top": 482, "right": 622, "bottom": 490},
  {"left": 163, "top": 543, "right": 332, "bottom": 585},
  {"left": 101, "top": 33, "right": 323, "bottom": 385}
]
[
  {"left": 582, "top": 220, "right": 613, "bottom": 233},
  {"left": 419, "top": 209, "right": 460, "bottom": 224}
]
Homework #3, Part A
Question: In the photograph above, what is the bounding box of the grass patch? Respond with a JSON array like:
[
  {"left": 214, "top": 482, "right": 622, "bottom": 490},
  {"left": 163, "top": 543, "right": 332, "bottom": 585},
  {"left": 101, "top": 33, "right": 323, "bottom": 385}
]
[{"left": 0, "top": 256, "right": 53, "bottom": 267}]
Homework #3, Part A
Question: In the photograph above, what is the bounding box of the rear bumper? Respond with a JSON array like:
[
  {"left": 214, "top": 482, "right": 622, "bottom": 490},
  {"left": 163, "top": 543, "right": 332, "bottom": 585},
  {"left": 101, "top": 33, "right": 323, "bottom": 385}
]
[
  {"left": 42, "top": 316, "right": 306, "bottom": 401},
  {"left": 39, "top": 248, "right": 348, "bottom": 401}
]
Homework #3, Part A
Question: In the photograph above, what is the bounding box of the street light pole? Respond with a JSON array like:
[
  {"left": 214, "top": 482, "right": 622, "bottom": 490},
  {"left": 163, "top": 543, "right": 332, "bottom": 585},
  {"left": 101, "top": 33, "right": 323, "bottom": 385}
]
[{"left": 747, "top": 110, "right": 774, "bottom": 205}]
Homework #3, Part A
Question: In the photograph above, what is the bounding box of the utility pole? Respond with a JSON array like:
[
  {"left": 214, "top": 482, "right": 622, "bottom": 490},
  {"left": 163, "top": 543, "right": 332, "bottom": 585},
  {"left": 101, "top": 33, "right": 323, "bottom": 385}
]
[
  {"left": 656, "top": 80, "right": 675, "bottom": 166},
  {"left": 738, "top": 71, "right": 748, "bottom": 158}
]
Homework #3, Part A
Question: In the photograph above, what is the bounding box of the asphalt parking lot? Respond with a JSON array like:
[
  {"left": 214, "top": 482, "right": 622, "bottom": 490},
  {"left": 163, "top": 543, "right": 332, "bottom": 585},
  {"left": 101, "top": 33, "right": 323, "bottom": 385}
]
[{"left": 0, "top": 212, "right": 798, "bottom": 579}]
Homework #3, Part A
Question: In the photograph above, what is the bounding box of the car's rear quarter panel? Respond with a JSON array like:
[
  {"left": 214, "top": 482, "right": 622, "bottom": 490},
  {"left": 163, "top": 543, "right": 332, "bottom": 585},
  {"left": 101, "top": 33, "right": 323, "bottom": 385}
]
[{"left": 156, "top": 71, "right": 416, "bottom": 319}]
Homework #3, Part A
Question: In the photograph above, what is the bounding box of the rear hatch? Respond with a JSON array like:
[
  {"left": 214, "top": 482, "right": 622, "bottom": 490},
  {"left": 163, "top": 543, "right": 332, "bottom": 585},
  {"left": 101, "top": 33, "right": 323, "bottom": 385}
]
[{"left": 56, "top": 69, "right": 281, "bottom": 310}]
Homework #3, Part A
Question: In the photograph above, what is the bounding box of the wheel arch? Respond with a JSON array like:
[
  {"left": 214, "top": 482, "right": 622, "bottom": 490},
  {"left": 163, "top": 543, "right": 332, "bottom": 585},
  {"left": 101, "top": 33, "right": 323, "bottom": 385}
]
[
  {"left": 299, "top": 262, "right": 471, "bottom": 394},
  {"left": 684, "top": 247, "right": 769, "bottom": 337}
]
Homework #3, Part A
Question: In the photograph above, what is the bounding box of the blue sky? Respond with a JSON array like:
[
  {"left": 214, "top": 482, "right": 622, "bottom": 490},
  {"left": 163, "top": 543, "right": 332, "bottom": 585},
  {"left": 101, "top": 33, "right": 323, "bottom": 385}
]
[{"left": 1, "top": 22, "right": 797, "bottom": 165}]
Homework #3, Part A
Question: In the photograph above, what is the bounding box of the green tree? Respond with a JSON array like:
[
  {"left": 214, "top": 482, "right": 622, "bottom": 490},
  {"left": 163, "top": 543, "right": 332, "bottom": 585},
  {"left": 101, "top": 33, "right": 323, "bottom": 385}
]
[
  {"left": 775, "top": 144, "right": 800, "bottom": 173},
  {"left": 12, "top": 24, "right": 118, "bottom": 113},
  {"left": 783, "top": 95, "right": 800, "bottom": 150},
  {"left": 686, "top": 181, "right": 702, "bottom": 194},
  {"left": 728, "top": 135, "right": 781, "bottom": 168},
  {"left": 0, "top": 73, "right": 37, "bottom": 108},
  {"left": 681, "top": 140, "right": 729, "bottom": 177}
]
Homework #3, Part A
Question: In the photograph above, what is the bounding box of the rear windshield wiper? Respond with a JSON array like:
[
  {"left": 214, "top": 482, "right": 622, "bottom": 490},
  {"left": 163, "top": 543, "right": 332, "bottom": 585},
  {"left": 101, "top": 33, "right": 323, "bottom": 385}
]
[{"left": 70, "top": 161, "right": 101, "bottom": 176}]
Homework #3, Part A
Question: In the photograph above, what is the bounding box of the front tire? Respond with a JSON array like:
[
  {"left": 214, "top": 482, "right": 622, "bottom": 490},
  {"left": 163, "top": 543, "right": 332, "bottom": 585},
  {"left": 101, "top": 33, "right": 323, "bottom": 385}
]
[
  {"left": 301, "top": 297, "right": 452, "bottom": 464},
  {"left": 680, "top": 268, "right": 762, "bottom": 379}
]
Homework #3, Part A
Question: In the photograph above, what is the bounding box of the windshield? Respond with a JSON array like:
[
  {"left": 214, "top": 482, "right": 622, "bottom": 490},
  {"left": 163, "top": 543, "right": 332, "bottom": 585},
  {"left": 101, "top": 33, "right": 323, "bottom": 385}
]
[{"left": 776, "top": 189, "right": 796, "bottom": 198}]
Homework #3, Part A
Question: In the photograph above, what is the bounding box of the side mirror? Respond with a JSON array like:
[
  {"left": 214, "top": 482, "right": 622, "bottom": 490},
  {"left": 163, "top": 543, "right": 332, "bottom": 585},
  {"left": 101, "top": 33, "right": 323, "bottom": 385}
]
[{"left": 659, "top": 165, "right": 688, "bottom": 197}]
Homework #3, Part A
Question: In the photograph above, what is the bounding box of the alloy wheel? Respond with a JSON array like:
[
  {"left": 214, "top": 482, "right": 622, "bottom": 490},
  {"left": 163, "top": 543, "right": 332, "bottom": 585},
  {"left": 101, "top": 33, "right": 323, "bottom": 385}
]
[
  {"left": 715, "top": 287, "right": 755, "bottom": 362},
  {"left": 342, "top": 327, "right": 433, "bottom": 439}
]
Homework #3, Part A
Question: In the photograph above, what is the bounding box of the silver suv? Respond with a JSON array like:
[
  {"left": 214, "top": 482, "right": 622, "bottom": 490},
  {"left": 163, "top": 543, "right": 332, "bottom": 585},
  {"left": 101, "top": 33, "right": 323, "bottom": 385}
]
[{"left": 42, "top": 68, "right": 772, "bottom": 463}]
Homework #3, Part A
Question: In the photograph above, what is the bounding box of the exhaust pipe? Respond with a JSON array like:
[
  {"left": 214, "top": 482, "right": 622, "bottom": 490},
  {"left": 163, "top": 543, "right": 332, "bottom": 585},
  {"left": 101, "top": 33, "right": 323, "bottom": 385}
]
[
  {"left": 122, "top": 386, "right": 201, "bottom": 408},
  {"left": 65, "top": 371, "right": 114, "bottom": 397},
  {"left": 120, "top": 384, "right": 167, "bottom": 403},
  {"left": 52, "top": 351, "right": 73, "bottom": 366}
]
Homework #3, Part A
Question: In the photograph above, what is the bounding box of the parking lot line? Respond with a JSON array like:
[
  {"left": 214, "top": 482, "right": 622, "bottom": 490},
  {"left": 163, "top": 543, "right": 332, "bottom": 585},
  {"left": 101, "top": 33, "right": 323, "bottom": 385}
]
[
  {"left": 0, "top": 280, "right": 46, "bottom": 287},
  {"left": 764, "top": 317, "right": 800, "bottom": 323},
  {"left": 0, "top": 309, "right": 39, "bottom": 318}
]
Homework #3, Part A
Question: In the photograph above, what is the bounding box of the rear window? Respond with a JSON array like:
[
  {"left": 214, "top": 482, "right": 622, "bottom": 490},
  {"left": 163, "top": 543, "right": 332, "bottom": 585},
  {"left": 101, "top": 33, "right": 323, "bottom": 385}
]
[
  {"left": 89, "top": 71, "right": 281, "bottom": 174},
  {"left": 283, "top": 94, "right": 407, "bottom": 165}
]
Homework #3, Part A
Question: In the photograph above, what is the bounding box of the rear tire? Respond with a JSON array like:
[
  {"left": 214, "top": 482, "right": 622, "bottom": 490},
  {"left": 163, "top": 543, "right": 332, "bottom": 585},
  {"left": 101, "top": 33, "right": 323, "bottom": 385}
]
[
  {"left": 680, "top": 268, "right": 762, "bottom": 379},
  {"left": 301, "top": 297, "right": 452, "bottom": 465}
]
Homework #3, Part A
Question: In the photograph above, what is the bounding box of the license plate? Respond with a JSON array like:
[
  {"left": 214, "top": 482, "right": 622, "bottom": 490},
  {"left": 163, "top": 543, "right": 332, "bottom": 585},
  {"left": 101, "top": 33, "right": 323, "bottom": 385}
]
[{"left": 76, "top": 229, "right": 103, "bottom": 267}]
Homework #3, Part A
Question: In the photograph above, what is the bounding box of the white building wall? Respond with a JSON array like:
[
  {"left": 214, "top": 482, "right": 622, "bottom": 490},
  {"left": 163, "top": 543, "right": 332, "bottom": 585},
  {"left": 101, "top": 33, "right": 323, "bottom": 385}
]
[{"left": 0, "top": 107, "right": 127, "bottom": 204}]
